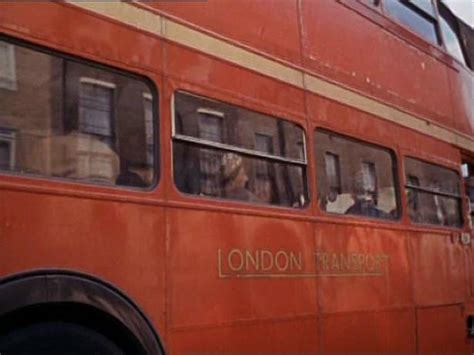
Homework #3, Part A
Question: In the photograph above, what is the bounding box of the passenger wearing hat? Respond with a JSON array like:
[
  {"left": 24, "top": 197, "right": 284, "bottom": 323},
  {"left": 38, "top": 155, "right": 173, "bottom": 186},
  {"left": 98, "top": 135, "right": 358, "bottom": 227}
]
[{"left": 221, "top": 153, "right": 259, "bottom": 202}]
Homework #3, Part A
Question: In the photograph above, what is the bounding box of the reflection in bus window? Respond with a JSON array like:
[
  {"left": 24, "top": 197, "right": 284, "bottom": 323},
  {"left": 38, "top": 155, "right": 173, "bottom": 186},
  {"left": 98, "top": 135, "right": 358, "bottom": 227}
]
[
  {"left": 383, "top": 0, "right": 439, "bottom": 44},
  {"left": 405, "top": 158, "right": 463, "bottom": 227},
  {"left": 463, "top": 164, "right": 474, "bottom": 207},
  {"left": 173, "top": 91, "right": 308, "bottom": 207},
  {"left": 462, "top": 161, "right": 474, "bottom": 227},
  {"left": 315, "top": 130, "right": 399, "bottom": 220},
  {"left": 438, "top": 1, "right": 468, "bottom": 66},
  {"left": 0, "top": 39, "right": 156, "bottom": 188}
]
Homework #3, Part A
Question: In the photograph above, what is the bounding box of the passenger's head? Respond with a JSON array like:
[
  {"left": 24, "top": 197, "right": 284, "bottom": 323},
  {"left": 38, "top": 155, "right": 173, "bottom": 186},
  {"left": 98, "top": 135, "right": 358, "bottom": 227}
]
[
  {"left": 353, "top": 170, "right": 375, "bottom": 202},
  {"left": 221, "top": 153, "right": 247, "bottom": 188}
]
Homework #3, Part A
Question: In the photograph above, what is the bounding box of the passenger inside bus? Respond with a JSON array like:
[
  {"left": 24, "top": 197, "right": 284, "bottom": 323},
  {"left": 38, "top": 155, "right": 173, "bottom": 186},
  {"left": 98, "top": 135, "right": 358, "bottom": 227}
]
[
  {"left": 345, "top": 170, "right": 390, "bottom": 219},
  {"left": 221, "top": 153, "right": 259, "bottom": 202},
  {"left": 116, "top": 159, "right": 147, "bottom": 187}
]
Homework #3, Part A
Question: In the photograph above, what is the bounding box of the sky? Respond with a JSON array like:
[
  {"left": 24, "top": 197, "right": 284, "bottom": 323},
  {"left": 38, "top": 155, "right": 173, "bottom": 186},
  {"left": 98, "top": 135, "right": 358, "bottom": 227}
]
[{"left": 443, "top": 0, "right": 474, "bottom": 28}]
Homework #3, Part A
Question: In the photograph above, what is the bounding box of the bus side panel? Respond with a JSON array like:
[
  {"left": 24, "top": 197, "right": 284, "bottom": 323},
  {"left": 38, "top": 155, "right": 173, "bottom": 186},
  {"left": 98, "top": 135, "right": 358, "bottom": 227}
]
[
  {"left": 167, "top": 208, "right": 317, "bottom": 325},
  {"left": 448, "top": 65, "right": 474, "bottom": 137},
  {"left": 0, "top": 2, "right": 163, "bottom": 74},
  {"left": 0, "top": 189, "right": 167, "bottom": 334},
  {"left": 166, "top": 208, "right": 317, "bottom": 351},
  {"left": 167, "top": 318, "right": 319, "bottom": 353},
  {"left": 144, "top": 0, "right": 302, "bottom": 65},
  {"left": 409, "top": 232, "right": 466, "bottom": 306},
  {"left": 320, "top": 309, "right": 416, "bottom": 352},
  {"left": 307, "top": 92, "right": 461, "bottom": 166},
  {"left": 417, "top": 305, "right": 470, "bottom": 353},
  {"left": 162, "top": 42, "right": 306, "bottom": 119},
  {"left": 315, "top": 223, "right": 412, "bottom": 313},
  {"left": 300, "top": 0, "right": 454, "bottom": 128}
]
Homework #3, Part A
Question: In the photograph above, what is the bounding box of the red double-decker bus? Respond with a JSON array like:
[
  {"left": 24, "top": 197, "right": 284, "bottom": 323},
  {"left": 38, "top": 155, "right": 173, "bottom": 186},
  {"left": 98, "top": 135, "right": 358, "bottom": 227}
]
[{"left": 0, "top": 1, "right": 473, "bottom": 353}]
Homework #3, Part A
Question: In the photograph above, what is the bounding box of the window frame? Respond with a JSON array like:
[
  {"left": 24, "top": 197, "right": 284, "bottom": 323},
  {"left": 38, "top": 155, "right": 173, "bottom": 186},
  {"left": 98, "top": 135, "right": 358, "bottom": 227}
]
[
  {"left": 171, "top": 90, "right": 310, "bottom": 209},
  {"left": 404, "top": 156, "right": 464, "bottom": 229},
  {"left": 381, "top": 0, "right": 442, "bottom": 45},
  {"left": 437, "top": 1, "right": 472, "bottom": 69},
  {"left": 0, "top": 35, "right": 160, "bottom": 191},
  {"left": 314, "top": 128, "right": 402, "bottom": 222}
]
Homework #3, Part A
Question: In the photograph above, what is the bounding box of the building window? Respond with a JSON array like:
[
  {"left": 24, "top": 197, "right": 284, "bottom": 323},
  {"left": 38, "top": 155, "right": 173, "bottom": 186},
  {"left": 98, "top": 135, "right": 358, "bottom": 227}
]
[
  {"left": 0, "top": 38, "right": 156, "bottom": 188},
  {"left": 325, "top": 152, "right": 342, "bottom": 197},
  {"left": 0, "top": 41, "right": 17, "bottom": 90},
  {"left": 78, "top": 78, "right": 115, "bottom": 140},
  {"left": 383, "top": 0, "right": 440, "bottom": 44},
  {"left": 143, "top": 93, "right": 154, "bottom": 166},
  {"left": 315, "top": 130, "right": 399, "bottom": 220},
  {"left": 255, "top": 133, "right": 274, "bottom": 202},
  {"left": 198, "top": 109, "right": 223, "bottom": 196},
  {"left": 0, "top": 129, "right": 16, "bottom": 170},
  {"left": 173, "top": 91, "right": 308, "bottom": 208},
  {"left": 255, "top": 133, "right": 273, "bottom": 177},
  {"left": 405, "top": 157, "right": 463, "bottom": 227}
]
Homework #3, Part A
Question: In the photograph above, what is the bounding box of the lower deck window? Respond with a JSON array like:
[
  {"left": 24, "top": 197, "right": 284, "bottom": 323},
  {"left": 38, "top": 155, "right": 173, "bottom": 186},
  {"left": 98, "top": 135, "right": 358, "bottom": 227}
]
[
  {"left": 405, "top": 157, "right": 463, "bottom": 227},
  {"left": 0, "top": 38, "right": 156, "bottom": 188},
  {"left": 315, "top": 130, "right": 399, "bottom": 220},
  {"left": 173, "top": 91, "right": 308, "bottom": 208}
]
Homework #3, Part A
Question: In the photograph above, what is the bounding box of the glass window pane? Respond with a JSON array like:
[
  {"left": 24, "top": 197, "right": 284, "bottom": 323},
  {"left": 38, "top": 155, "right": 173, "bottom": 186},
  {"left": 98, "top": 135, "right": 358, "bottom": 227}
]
[
  {"left": 440, "top": 15, "right": 467, "bottom": 65},
  {"left": 384, "top": 0, "right": 439, "bottom": 44},
  {"left": 405, "top": 158, "right": 460, "bottom": 194},
  {"left": 78, "top": 81, "right": 113, "bottom": 137},
  {"left": 315, "top": 130, "right": 399, "bottom": 220},
  {"left": 0, "top": 39, "right": 156, "bottom": 188},
  {"left": 0, "top": 141, "right": 11, "bottom": 169},
  {"left": 409, "top": 0, "right": 435, "bottom": 17},
  {"left": 325, "top": 152, "right": 342, "bottom": 195},
  {"left": 173, "top": 142, "right": 307, "bottom": 207},
  {"left": 0, "top": 41, "right": 16, "bottom": 90},
  {"left": 464, "top": 164, "right": 474, "bottom": 205},
  {"left": 463, "top": 161, "right": 474, "bottom": 227},
  {"left": 407, "top": 189, "right": 462, "bottom": 226},
  {"left": 174, "top": 92, "right": 305, "bottom": 161},
  {"left": 360, "top": 0, "right": 380, "bottom": 6},
  {"left": 173, "top": 91, "right": 308, "bottom": 207},
  {"left": 405, "top": 158, "right": 462, "bottom": 227}
]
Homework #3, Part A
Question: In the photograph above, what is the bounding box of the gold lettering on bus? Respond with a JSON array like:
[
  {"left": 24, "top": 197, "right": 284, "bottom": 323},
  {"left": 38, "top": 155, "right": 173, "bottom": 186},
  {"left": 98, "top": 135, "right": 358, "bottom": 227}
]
[
  {"left": 227, "top": 249, "right": 245, "bottom": 272},
  {"left": 314, "top": 252, "right": 389, "bottom": 275},
  {"left": 218, "top": 249, "right": 390, "bottom": 279}
]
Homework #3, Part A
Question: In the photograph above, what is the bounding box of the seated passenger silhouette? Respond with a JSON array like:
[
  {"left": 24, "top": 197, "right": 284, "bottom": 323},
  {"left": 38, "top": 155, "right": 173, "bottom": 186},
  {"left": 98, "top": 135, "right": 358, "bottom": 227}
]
[
  {"left": 116, "top": 160, "right": 147, "bottom": 187},
  {"left": 345, "top": 170, "right": 389, "bottom": 219},
  {"left": 221, "top": 153, "right": 259, "bottom": 202}
]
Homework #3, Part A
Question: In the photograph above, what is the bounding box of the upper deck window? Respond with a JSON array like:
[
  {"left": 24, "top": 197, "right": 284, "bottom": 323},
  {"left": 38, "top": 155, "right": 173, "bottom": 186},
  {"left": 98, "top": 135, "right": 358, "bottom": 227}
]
[
  {"left": 405, "top": 158, "right": 463, "bottom": 227},
  {"left": 315, "top": 130, "right": 399, "bottom": 220},
  {"left": 173, "top": 91, "right": 308, "bottom": 208},
  {"left": 383, "top": 0, "right": 440, "bottom": 44},
  {"left": 0, "top": 38, "right": 156, "bottom": 188},
  {"left": 438, "top": 1, "right": 468, "bottom": 66}
]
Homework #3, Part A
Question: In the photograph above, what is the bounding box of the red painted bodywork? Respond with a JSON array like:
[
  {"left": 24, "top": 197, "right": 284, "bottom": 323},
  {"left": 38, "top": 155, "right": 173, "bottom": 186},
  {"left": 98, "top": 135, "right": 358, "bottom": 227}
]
[{"left": 0, "top": 1, "right": 472, "bottom": 353}]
